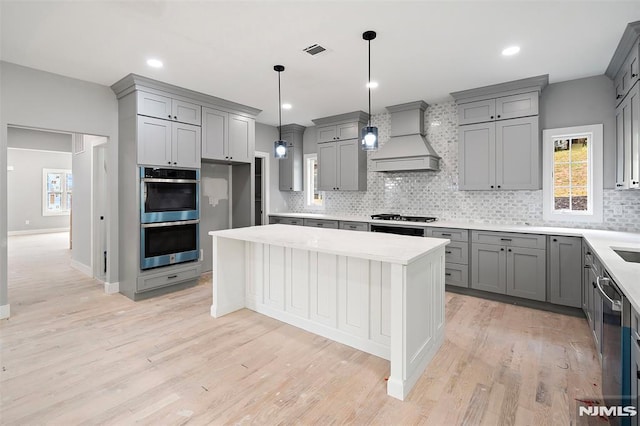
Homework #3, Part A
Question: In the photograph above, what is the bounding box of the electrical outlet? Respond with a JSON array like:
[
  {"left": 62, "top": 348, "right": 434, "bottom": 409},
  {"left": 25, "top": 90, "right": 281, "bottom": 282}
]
[{"left": 25, "top": 220, "right": 30, "bottom": 225}]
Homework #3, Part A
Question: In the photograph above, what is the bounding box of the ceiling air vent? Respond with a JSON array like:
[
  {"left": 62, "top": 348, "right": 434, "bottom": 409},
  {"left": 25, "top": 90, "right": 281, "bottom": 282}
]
[{"left": 303, "top": 44, "right": 327, "bottom": 56}]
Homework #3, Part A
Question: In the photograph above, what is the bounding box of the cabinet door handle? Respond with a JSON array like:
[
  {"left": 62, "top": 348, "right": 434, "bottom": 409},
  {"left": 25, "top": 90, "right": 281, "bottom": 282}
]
[
  {"left": 497, "top": 185, "right": 501, "bottom": 189},
  {"left": 616, "top": 183, "right": 623, "bottom": 187},
  {"left": 167, "top": 114, "right": 172, "bottom": 118},
  {"left": 508, "top": 248, "right": 512, "bottom": 252},
  {"left": 633, "top": 73, "right": 638, "bottom": 78},
  {"left": 592, "top": 281, "right": 596, "bottom": 288},
  {"left": 174, "top": 116, "right": 177, "bottom": 119},
  {"left": 167, "top": 161, "right": 171, "bottom": 165},
  {"left": 490, "top": 185, "right": 494, "bottom": 189},
  {"left": 616, "top": 94, "right": 622, "bottom": 99},
  {"left": 173, "top": 162, "right": 177, "bottom": 165},
  {"left": 500, "top": 248, "right": 505, "bottom": 251},
  {"left": 497, "top": 115, "right": 501, "bottom": 118},
  {"left": 490, "top": 116, "right": 494, "bottom": 119},
  {"left": 552, "top": 238, "right": 557, "bottom": 242}
]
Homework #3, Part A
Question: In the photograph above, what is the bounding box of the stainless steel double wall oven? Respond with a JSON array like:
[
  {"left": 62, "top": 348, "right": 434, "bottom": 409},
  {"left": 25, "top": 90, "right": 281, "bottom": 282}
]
[{"left": 140, "top": 167, "right": 200, "bottom": 270}]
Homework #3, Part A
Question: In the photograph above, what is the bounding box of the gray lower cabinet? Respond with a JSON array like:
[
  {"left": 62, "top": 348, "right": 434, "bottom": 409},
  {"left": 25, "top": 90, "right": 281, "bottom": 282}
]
[
  {"left": 471, "top": 231, "right": 546, "bottom": 301},
  {"left": 137, "top": 263, "right": 201, "bottom": 292},
  {"left": 303, "top": 218, "right": 339, "bottom": 229},
  {"left": 427, "top": 227, "right": 470, "bottom": 288},
  {"left": 339, "top": 221, "right": 369, "bottom": 232},
  {"left": 549, "top": 236, "right": 582, "bottom": 308},
  {"left": 269, "top": 216, "right": 303, "bottom": 226}
]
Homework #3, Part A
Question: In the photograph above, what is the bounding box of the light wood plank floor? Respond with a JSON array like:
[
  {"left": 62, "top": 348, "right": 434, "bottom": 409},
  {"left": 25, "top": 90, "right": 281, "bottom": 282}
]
[{"left": 1, "top": 232, "right": 604, "bottom": 425}]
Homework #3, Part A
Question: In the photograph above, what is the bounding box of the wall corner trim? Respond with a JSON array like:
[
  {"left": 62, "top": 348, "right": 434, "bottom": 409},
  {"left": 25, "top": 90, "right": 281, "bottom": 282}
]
[
  {"left": 104, "top": 281, "right": 119, "bottom": 294},
  {"left": 0, "top": 304, "right": 10, "bottom": 320}
]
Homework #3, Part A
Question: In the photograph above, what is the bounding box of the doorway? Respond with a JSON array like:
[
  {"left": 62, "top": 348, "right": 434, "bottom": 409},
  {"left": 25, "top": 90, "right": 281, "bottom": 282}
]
[{"left": 254, "top": 151, "right": 270, "bottom": 226}]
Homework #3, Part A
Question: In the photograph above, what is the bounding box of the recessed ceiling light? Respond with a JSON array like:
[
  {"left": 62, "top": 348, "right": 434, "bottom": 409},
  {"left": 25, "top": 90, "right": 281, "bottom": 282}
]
[
  {"left": 502, "top": 46, "right": 520, "bottom": 56},
  {"left": 366, "top": 81, "right": 379, "bottom": 89},
  {"left": 146, "top": 58, "right": 163, "bottom": 68},
  {"left": 282, "top": 103, "right": 292, "bottom": 110}
]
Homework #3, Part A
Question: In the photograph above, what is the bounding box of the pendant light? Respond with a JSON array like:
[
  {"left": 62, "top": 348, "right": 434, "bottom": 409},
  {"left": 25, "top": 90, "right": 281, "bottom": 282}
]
[
  {"left": 361, "top": 30, "right": 378, "bottom": 151},
  {"left": 273, "top": 65, "right": 288, "bottom": 159}
]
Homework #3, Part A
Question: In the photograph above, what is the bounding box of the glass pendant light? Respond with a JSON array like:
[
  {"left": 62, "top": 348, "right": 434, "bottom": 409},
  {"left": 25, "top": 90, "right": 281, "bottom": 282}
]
[
  {"left": 361, "top": 30, "right": 378, "bottom": 151},
  {"left": 273, "top": 65, "right": 288, "bottom": 159}
]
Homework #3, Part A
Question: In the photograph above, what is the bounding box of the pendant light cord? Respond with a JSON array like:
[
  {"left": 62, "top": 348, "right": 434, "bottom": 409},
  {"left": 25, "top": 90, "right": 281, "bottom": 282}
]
[
  {"left": 368, "top": 38, "right": 372, "bottom": 127},
  {"left": 278, "top": 70, "right": 282, "bottom": 140}
]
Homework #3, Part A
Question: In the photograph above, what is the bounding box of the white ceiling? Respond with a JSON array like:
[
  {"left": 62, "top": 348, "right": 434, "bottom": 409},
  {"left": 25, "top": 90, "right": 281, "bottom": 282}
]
[{"left": 2, "top": 1, "right": 640, "bottom": 127}]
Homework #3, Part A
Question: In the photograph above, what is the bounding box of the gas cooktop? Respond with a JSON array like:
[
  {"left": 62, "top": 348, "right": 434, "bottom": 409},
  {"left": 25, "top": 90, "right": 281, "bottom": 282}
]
[{"left": 370, "top": 214, "right": 437, "bottom": 223}]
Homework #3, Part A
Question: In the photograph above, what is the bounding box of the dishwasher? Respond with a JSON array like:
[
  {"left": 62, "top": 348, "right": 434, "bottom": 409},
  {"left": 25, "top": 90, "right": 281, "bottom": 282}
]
[{"left": 597, "top": 270, "right": 632, "bottom": 426}]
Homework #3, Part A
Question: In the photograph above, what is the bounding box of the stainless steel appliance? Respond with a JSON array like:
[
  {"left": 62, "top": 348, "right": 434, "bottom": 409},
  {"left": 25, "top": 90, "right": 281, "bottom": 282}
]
[
  {"left": 597, "top": 270, "right": 632, "bottom": 426},
  {"left": 140, "top": 220, "right": 199, "bottom": 270},
  {"left": 369, "top": 214, "right": 436, "bottom": 236},
  {"left": 140, "top": 167, "right": 200, "bottom": 223}
]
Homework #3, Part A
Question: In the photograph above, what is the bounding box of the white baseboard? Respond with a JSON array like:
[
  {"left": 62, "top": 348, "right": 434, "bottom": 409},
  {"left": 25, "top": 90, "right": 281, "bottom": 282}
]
[
  {"left": 70, "top": 259, "right": 92, "bottom": 277},
  {"left": 0, "top": 304, "right": 10, "bottom": 319},
  {"left": 8, "top": 227, "right": 70, "bottom": 236},
  {"left": 104, "top": 281, "right": 119, "bottom": 294}
]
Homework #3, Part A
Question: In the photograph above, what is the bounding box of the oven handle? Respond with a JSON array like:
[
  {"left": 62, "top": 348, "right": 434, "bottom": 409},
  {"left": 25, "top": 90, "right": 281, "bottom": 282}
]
[
  {"left": 142, "top": 178, "right": 199, "bottom": 184},
  {"left": 596, "top": 276, "right": 622, "bottom": 312},
  {"left": 141, "top": 219, "right": 200, "bottom": 228}
]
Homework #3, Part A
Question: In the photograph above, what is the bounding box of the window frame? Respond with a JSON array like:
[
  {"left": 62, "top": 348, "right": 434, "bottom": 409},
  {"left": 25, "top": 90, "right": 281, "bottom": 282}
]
[
  {"left": 43, "top": 168, "right": 72, "bottom": 216},
  {"left": 542, "top": 124, "right": 603, "bottom": 223},
  {"left": 304, "top": 153, "right": 324, "bottom": 210}
]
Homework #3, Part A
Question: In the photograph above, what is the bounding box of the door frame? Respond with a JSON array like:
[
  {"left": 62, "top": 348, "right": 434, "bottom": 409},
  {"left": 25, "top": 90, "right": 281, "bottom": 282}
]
[{"left": 91, "top": 138, "right": 108, "bottom": 281}]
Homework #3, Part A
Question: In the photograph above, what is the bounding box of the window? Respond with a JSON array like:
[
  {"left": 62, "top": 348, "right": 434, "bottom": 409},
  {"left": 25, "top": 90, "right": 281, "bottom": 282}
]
[
  {"left": 43, "top": 169, "right": 72, "bottom": 216},
  {"left": 304, "top": 154, "right": 324, "bottom": 208},
  {"left": 542, "top": 124, "right": 602, "bottom": 223}
]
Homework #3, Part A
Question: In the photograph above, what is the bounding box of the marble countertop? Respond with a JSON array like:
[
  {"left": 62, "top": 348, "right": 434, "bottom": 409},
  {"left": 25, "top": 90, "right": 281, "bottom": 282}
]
[
  {"left": 209, "top": 224, "right": 449, "bottom": 265},
  {"left": 268, "top": 212, "right": 640, "bottom": 313}
]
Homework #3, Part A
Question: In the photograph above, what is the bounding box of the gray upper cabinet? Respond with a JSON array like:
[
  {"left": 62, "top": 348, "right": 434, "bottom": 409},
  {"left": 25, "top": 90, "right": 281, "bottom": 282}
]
[
  {"left": 137, "top": 91, "right": 201, "bottom": 125},
  {"left": 614, "top": 39, "right": 639, "bottom": 106},
  {"left": 457, "top": 99, "right": 496, "bottom": 126},
  {"left": 495, "top": 116, "right": 539, "bottom": 190},
  {"left": 202, "top": 107, "right": 254, "bottom": 163},
  {"left": 278, "top": 124, "right": 305, "bottom": 191},
  {"left": 459, "top": 116, "right": 539, "bottom": 190},
  {"left": 471, "top": 230, "right": 546, "bottom": 301},
  {"left": 456, "top": 91, "right": 538, "bottom": 125},
  {"left": 313, "top": 111, "right": 368, "bottom": 191},
  {"left": 137, "top": 116, "right": 201, "bottom": 168},
  {"left": 615, "top": 82, "right": 640, "bottom": 189},
  {"left": 452, "top": 76, "right": 547, "bottom": 191},
  {"left": 549, "top": 236, "right": 582, "bottom": 308}
]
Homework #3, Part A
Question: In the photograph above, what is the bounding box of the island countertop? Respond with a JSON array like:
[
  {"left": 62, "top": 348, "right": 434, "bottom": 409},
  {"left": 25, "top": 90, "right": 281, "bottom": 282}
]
[{"left": 209, "top": 224, "right": 449, "bottom": 265}]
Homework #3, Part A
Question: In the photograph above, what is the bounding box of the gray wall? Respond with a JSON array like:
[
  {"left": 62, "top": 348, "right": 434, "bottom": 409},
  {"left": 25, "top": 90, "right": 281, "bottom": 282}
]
[
  {"left": 0, "top": 61, "right": 119, "bottom": 312},
  {"left": 200, "top": 162, "right": 231, "bottom": 273},
  {"left": 8, "top": 127, "right": 72, "bottom": 152},
  {"left": 540, "top": 74, "right": 616, "bottom": 189},
  {"left": 255, "top": 122, "right": 288, "bottom": 213},
  {"left": 7, "top": 148, "right": 72, "bottom": 232}
]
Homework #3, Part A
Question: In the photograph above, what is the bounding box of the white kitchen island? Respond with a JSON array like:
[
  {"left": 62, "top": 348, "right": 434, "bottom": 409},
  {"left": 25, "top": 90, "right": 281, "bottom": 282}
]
[{"left": 208, "top": 224, "right": 449, "bottom": 400}]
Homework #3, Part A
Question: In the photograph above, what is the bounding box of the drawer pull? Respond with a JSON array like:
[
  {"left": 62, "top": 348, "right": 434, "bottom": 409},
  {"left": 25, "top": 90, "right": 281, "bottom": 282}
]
[
  {"left": 441, "top": 233, "right": 452, "bottom": 236},
  {"left": 349, "top": 226, "right": 357, "bottom": 229},
  {"left": 445, "top": 273, "right": 452, "bottom": 276},
  {"left": 500, "top": 238, "right": 512, "bottom": 241},
  {"left": 167, "top": 275, "right": 178, "bottom": 279},
  {"left": 445, "top": 250, "right": 452, "bottom": 254},
  {"left": 317, "top": 224, "right": 324, "bottom": 227},
  {"left": 634, "top": 331, "right": 640, "bottom": 346}
]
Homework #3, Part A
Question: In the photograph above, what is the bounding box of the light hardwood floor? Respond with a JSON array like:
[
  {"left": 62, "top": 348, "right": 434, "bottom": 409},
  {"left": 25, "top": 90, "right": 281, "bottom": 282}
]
[{"left": 1, "top": 232, "right": 604, "bottom": 425}]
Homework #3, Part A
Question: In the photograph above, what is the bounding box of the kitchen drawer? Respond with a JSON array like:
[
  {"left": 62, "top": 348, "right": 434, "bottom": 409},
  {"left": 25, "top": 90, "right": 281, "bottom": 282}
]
[
  {"left": 303, "top": 218, "right": 339, "bottom": 229},
  {"left": 471, "top": 230, "right": 546, "bottom": 249},
  {"left": 445, "top": 263, "right": 469, "bottom": 288},
  {"left": 269, "top": 216, "right": 303, "bottom": 226},
  {"left": 137, "top": 264, "right": 200, "bottom": 292},
  {"left": 339, "top": 221, "right": 369, "bottom": 232},
  {"left": 428, "top": 227, "right": 469, "bottom": 242},
  {"left": 445, "top": 241, "right": 469, "bottom": 265}
]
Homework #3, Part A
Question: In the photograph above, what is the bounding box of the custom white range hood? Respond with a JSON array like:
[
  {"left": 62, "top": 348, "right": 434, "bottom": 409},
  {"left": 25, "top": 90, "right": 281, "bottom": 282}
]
[{"left": 370, "top": 100, "right": 441, "bottom": 172}]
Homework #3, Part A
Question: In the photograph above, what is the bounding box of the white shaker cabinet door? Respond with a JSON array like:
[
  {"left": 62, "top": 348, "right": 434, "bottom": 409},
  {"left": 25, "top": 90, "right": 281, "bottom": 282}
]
[
  {"left": 137, "top": 116, "right": 172, "bottom": 166},
  {"left": 495, "top": 116, "right": 539, "bottom": 190},
  {"left": 458, "top": 122, "right": 495, "bottom": 190},
  {"left": 172, "top": 123, "right": 201, "bottom": 168}
]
